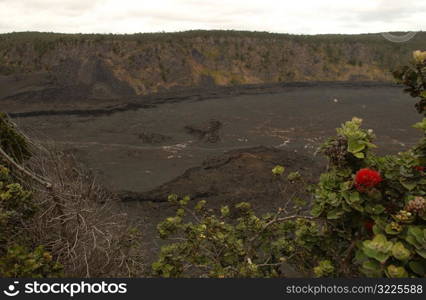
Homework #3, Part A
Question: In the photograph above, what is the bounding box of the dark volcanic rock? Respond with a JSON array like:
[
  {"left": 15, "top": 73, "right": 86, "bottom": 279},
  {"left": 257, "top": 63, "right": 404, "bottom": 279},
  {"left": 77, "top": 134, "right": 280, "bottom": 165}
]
[
  {"left": 137, "top": 131, "right": 172, "bottom": 144},
  {"left": 184, "top": 119, "right": 222, "bottom": 143},
  {"left": 119, "top": 146, "right": 323, "bottom": 211},
  {"left": 1, "top": 57, "right": 135, "bottom": 103}
]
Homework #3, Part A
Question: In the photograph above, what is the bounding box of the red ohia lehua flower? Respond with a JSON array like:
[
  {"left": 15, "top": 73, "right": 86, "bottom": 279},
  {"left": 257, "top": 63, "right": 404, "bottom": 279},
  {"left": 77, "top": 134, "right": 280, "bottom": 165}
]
[
  {"left": 414, "top": 166, "right": 425, "bottom": 173},
  {"left": 354, "top": 168, "right": 382, "bottom": 192}
]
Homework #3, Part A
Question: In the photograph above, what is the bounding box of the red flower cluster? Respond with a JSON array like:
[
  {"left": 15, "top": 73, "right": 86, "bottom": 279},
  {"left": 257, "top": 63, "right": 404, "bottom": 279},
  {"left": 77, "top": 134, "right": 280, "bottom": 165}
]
[
  {"left": 414, "top": 166, "right": 425, "bottom": 173},
  {"left": 354, "top": 168, "right": 382, "bottom": 192}
]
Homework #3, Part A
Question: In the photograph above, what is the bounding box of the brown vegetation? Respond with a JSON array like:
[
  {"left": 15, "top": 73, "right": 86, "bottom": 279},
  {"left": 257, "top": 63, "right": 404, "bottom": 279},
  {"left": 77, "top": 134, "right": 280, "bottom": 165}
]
[
  {"left": 1, "top": 31, "right": 426, "bottom": 102},
  {"left": 0, "top": 114, "right": 144, "bottom": 277}
]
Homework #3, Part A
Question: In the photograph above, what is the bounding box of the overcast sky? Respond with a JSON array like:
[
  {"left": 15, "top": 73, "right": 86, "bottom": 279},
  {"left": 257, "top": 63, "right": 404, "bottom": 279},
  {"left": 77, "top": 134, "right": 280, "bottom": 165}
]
[{"left": 0, "top": 0, "right": 425, "bottom": 35}]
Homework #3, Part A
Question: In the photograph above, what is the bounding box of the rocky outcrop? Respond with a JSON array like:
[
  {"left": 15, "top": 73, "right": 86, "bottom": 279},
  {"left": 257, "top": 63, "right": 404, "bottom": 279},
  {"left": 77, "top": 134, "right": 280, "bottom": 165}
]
[
  {"left": 184, "top": 119, "right": 222, "bottom": 143},
  {"left": 118, "top": 146, "right": 323, "bottom": 207}
]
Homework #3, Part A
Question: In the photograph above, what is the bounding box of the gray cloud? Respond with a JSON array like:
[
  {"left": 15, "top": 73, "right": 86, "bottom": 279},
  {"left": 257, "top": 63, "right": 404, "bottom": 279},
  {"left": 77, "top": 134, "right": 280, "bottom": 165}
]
[
  {"left": 328, "top": 0, "right": 425, "bottom": 31},
  {"left": 0, "top": 0, "right": 424, "bottom": 34}
]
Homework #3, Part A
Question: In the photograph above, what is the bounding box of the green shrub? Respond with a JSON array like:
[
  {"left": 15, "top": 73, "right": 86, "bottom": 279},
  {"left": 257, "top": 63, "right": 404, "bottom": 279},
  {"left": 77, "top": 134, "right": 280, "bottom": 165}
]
[
  {"left": 0, "top": 165, "right": 36, "bottom": 239},
  {"left": 152, "top": 194, "right": 311, "bottom": 278},
  {"left": 393, "top": 50, "right": 426, "bottom": 116},
  {"left": 0, "top": 245, "right": 62, "bottom": 278},
  {"left": 0, "top": 113, "right": 31, "bottom": 163},
  {"left": 0, "top": 164, "right": 62, "bottom": 277},
  {"left": 0, "top": 119, "right": 63, "bottom": 278}
]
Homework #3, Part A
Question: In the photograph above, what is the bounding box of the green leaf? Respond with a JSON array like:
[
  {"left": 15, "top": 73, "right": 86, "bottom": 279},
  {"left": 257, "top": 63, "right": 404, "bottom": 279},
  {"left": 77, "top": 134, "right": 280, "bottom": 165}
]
[
  {"left": 366, "top": 189, "right": 382, "bottom": 201},
  {"left": 408, "top": 226, "right": 425, "bottom": 245},
  {"left": 287, "top": 171, "right": 302, "bottom": 182},
  {"left": 310, "top": 204, "right": 323, "bottom": 217},
  {"left": 391, "top": 242, "right": 411, "bottom": 261},
  {"left": 365, "top": 204, "right": 386, "bottom": 215},
  {"left": 179, "top": 196, "right": 191, "bottom": 206},
  {"left": 354, "top": 152, "right": 365, "bottom": 159},
  {"left": 415, "top": 249, "right": 426, "bottom": 259},
  {"left": 327, "top": 209, "right": 344, "bottom": 220},
  {"left": 385, "top": 223, "right": 403, "bottom": 235},
  {"left": 362, "top": 234, "right": 393, "bottom": 263},
  {"left": 386, "top": 265, "right": 408, "bottom": 278},
  {"left": 272, "top": 165, "right": 285, "bottom": 176},
  {"left": 220, "top": 206, "right": 230, "bottom": 217},
  {"left": 363, "top": 247, "right": 390, "bottom": 263},
  {"left": 167, "top": 194, "right": 178, "bottom": 203},
  {"left": 360, "top": 260, "right": 383, "bottom": 277},
  {"left": 400, "top": 180, "right": 417, "bottom": 191},
  {"left": 348, "top": 139, "right": 365, "bottom": 153},
  {"left": 194, "top": 200, "right": 207, "bottom": 211},
  {"left": 406, "top": 235, "right": 421, "bottom": 249},
  {"left": 413, "top": 118, "right": 426, "bottom": 131},
  {"left": 373, "top": 224, "right": 384, "bottom": 235},
  {"left": 409, "top": 261, "right": 426, "bottom": 276},
  {"left": 348, "top": 191, "right": 361, "bottom": 203}
]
